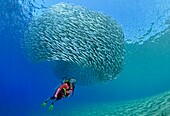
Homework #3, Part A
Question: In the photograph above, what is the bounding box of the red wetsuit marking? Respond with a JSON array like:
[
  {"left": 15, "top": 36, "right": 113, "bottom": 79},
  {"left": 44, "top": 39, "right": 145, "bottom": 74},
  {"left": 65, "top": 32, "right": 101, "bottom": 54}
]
[{"left": 54, "top": 83, "right": 69, "bottom": 98}]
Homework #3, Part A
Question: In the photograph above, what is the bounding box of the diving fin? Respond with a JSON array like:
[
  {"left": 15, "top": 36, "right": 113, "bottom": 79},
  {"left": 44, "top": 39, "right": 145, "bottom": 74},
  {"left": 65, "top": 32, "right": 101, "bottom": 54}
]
[
  {"left": 41, "top": 102, "right": 47, "bottom": 108},
  {"left": 49, "top": 104, "right": 54, "bottom": 111}
]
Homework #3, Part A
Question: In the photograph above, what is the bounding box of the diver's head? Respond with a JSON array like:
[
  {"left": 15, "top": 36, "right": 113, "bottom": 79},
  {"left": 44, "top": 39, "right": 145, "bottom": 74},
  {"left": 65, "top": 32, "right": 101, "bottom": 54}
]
[{"left": 69, "top": 78, "right": 76, "bottom": 84}]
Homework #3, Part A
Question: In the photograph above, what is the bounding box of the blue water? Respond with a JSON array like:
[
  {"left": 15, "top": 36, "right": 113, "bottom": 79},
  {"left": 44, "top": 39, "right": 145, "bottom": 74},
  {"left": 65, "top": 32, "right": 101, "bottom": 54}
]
[{"left": 1, "top": 0, "right": 170, "bottom": 116}]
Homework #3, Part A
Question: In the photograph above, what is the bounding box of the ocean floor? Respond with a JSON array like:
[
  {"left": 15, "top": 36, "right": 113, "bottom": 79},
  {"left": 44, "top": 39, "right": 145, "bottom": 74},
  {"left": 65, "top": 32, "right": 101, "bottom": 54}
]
[{"left": 69, "top": 90, "right": 170, "bottom": 116}]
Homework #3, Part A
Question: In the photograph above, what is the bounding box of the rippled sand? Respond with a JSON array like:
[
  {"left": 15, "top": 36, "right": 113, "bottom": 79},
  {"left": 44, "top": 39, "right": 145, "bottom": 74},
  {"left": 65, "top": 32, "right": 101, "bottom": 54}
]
[{"left": 70, "top": 90, "right": 170, "bottom": 116}]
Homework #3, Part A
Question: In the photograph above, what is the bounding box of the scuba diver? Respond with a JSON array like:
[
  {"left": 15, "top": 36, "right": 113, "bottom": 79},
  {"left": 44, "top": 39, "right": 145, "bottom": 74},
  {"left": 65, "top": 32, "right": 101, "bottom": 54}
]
[{"left": 42, "top": 78, "right": 76, "bottom": 111}]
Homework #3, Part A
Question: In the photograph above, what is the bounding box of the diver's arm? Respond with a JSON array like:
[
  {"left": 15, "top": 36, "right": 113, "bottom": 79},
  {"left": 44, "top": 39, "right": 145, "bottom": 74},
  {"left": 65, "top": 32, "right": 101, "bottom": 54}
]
[
  {"left": 71, "top": 90, "right": 74, "bottom": 97},
  {"left": 71, "top": 85, "right": 75, "bottom": 97}
]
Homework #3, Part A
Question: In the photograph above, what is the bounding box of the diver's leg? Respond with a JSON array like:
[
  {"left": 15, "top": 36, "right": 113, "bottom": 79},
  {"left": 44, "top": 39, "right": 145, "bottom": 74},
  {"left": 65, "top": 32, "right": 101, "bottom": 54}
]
[
  {"left": 45, "top": 96, "right": 55, "bottom": 103},
  {"left": 42, "top": 96, "right": 55, "bottom": 108}
]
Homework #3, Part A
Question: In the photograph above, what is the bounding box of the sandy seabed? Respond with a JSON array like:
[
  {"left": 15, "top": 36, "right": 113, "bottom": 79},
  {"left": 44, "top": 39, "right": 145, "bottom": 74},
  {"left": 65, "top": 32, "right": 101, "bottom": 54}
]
[{"left": 70, "top": 90, "right": 170, "bottom": 116}]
